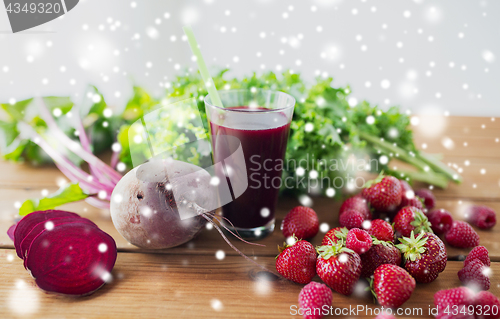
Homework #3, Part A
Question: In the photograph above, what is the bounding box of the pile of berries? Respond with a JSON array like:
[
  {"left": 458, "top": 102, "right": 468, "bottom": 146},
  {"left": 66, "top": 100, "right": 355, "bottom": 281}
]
[{"left": 276, "top": 173, "right": 498, "bottom": 319}]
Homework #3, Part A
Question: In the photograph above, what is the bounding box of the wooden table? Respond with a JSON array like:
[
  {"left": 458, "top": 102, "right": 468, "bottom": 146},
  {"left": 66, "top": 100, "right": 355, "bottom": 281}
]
[{"left": 0, "top": 116, "right": 498, "bottom": 318}]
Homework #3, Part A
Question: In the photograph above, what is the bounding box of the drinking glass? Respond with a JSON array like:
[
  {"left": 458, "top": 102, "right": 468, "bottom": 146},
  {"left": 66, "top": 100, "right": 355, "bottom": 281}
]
[{"left": 205, "top": 89, "right": 295, "bottom": 239}]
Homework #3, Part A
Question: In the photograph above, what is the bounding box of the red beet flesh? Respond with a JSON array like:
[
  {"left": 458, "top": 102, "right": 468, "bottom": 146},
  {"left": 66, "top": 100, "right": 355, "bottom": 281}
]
[
  {"left": 13, "top": 210, "right": 80, "bottom": 258},
  {"left": 25, "top": 222, "right": 117, "bottom": 295},
  {"left": 7, "top": 224, "right": 16, "bottom": 241},
  {"left": 21, "top": 217, "right": 98, "bottom": 268}
]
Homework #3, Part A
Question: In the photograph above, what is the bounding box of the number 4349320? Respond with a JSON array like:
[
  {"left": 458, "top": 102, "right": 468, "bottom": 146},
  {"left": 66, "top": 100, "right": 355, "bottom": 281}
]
[{"left": 5, "top": 2, "right": 62, "bottom": 14}]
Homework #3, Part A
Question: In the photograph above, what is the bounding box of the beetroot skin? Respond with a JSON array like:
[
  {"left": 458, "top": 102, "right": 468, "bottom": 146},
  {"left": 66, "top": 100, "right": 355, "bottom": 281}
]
[
  {"left": 25, "top": 223, "right": 117, "bottom": 295},
  {"left": 13, "top": 210, "right": 80, "bottom": 258},
  {"left": 110, "top": 159, "right": 217, "bottom": 249}
]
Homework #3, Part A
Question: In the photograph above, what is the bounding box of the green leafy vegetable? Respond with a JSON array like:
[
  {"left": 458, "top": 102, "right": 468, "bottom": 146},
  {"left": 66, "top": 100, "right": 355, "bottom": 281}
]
[
  {"left": 1, "top": 68, "right": 461, "bottom": 203},
  {"left": 19, "top": 183, "right": 89, "bottom": 216}
]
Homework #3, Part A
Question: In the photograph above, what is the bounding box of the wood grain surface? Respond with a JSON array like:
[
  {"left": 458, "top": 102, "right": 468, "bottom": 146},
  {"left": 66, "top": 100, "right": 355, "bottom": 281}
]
[
  {"left": 0, "top": 251, "right": 498, "bottom": 319},
  {"left": 0, "top": 115, "right": 499, "bottom": 319}
]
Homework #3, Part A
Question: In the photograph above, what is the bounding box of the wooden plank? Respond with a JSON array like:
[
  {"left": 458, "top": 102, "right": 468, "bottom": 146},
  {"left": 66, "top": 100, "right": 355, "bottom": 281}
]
[
  {"left": 0, "top": 249, "right": 498, "bottom": 319},
  {"left": 395, "top": 156, "right": 500, "bottom": 200},
  {"left": 409, "top": 115, "right": 500, "bottom": 159},
  {"left": 1, "top": 192, "right": 499, "bottom": 261}
]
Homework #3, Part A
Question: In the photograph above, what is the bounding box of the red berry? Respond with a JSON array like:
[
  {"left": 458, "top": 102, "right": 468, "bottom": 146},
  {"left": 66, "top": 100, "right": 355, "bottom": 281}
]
[
  {"left": 393, "top": 206, "right": 432, "bottom": 238},
  {"left": 400, "top": 180, "right": 413, "bottom": 194},
  {"left": 298, "top": 282, "right": 333, "bottom": 319},
  {"left": 399, "top": 196, "right": 424, "bottom": 211},
  {"left": 445, "top": 221, "right": 480, "bottom": 248},
  {"left": 434, "top": 287, "right": 475, "bottom": 319},
  {"left": 276, "top": 240, "right": 317, "bottom": 284},
  {"left": 360, "top": 240, "right": 401, "bottom": 278},
  {"left": 366, "top": 219, "right": 395, "bottom": 242},
  {"left": 321, "top": 227, "right": 348, "bottom": 246},
  {"left": 464, "top": 246, "right": 490, "bottom": 267},
  {"left": 475, "top": 291, "right": 500, "bottom": 319},
  {"left": 346, "top": 228, "right": 372, "bottom": 254},
  {"left": 467, "top": 205, "right": 497, "bottom": 230},
  {"left": 396, "top": 231, "right": 447, "bottom": 283},
  {"left": 458, "top": 259, "right": 491, "bottom": 291},
  {"left": 372, "top": 264, "right": 415, "bottom": 308},
  {"left": 415, "top": 188, "right": 436, "bottom": 210},
  {"left": 340, "top": 195, "right": 371, "bottom": 220},
  {"left": 282, "top": 206, "right": 319, "bottom": 240},
  {"left": 362, "top": 175, "right": 403, "bottom": 212},
  {"left": 316, "top": 243, "right": 361, "bottom": 296},
  {"left": 427, "top": 209, "right": 454, "bottom": 235},
  {"left": 339, "top": 209, "right": 364, "bottom": 229}
]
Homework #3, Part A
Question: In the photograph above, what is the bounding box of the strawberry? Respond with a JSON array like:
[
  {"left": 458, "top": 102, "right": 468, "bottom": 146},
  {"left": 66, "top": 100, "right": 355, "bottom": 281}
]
[
  {"left": 298, "top": 282, "right": 333, "bottom": 319},
  {"left": 445, "top": 221, "right": 480, "bottom": 248},
  {"left": 362, "top": 175, "right": 403, "bottom": 212},
  {"left": 467, "top": 205, "right": 496, "bottom": 230},
  {"left": 396, "top": 231, "right": 447, "bottom": 283},
  {"left": 346, "top": 228, "right": 372, "bottom": 254},
  {"left": 475, "top": 291, "right": 500, "bottom": 319},
  {"left": 393, "top": 206, "right": 433, "bottom": 238},
  {"left": 360, "top": 239, "right": 401, "bottom": 278},
  {"left": 370, "top": 264, "right": 415, "bottom": 308},
  {"left": 275, "top": 239, "right": 317, "bottom": 284},
  {"left": 316, "top": 242, "right": 361, "bottom": 296},
  {"left": 415, "top": 188, "right": 436, "bottom": 210},
  {"left": 365, "top": 219, "right": 395, "bottom": 242},
  {"left": 434, "top": 287, "right": 476, "bottom": 319},
  {"left": 339, "top": 195, "right": 372, "bottom": 220},
  {"left": 339, "top": 209, "right": 364, "bottom": 229},
  {"left": 321, "top": 227, "right": 348, "bottom": 246},
  {"left": 375, "top": 314, "right": 397, "bottom": 319},
  {"left": 427, "top": 209, "right": 454, "bottom": 235},
  {"left": 281, "top": 206, "right": 319, "bottom": 240},
  {"left": 464, "top": 246, "right": 490, "bottom": 267},
  {"left": 458, "top": 258, "right": 491, "bottom": 291}
]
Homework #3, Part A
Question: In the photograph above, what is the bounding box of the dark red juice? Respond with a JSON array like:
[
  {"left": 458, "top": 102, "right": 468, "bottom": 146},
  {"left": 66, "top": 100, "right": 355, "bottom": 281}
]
[{"left": 210, "top": 107, "right": 290, "bottom": 229}]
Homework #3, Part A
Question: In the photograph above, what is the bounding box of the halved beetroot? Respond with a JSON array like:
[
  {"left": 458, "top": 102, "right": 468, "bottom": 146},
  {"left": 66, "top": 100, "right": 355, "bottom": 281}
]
[
  {"left": 14, "top": 210, "right": 80, "bottom": 258},
  {"left": 25, "top": 223, "right": 117, "bottom": 295},
  {"left": 20, "top": 217, "right": 97, "bottom": 264}
]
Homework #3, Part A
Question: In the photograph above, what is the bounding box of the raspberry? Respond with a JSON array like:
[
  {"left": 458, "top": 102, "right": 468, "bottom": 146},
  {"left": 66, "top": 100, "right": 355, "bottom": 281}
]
[
  {"left": 399, "top": 196, "right": 424, "bottom": 211},
  {"left": 467, "top": 205, "right": 496, "bottom": 230},
  {"left": 415, "top": 188, "right": 436, "bottom": 210},
  {"left": 475, "top": 291, "right": 500, "bottom": 319},
  {"left": 346, "top": 228, "right": 372, "bottom": 254},
  {"left": 458, "top": 259, "right": 491, "bottom": 291},
  {"left": 427, "top": 209, "right": 454, "bottom": 235},
  {"left": 464, "top": 246, "right": 490, "bottom": 267},
  {"left": 445, "top": 221, "right": 479, "bottom": 248}
]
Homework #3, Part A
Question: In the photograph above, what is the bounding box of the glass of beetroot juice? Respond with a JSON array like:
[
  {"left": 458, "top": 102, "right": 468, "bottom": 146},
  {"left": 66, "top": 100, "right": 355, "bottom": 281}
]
[{"left": 204, "top": 89, "right": 295, "bottom": 239}]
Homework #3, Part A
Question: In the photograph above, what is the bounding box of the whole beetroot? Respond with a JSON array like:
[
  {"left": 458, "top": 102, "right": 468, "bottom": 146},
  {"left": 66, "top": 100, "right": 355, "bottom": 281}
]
[{"left": 110, "top": 158, "right": 218, "bottom": 249}]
